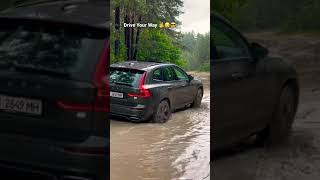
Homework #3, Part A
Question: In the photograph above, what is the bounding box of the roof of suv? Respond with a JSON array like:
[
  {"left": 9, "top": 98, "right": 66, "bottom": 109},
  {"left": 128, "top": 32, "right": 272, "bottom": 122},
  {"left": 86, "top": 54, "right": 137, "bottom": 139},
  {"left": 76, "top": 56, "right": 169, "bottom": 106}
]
[
  {"left": 0, "top": 0, "right": 109, "bottom": 29},
  {"left": 111, "top": 61, "right": 172, "bottom": 71}
]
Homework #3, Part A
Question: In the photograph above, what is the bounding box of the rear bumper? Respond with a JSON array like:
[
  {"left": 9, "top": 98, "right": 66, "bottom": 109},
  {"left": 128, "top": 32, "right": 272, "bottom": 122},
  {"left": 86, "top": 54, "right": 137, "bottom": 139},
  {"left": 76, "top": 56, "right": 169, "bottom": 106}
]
[
  {"left": 110, "top": 103, "right": 155, "bottom": 122},
  {"left": 0, "top": 134, "right": 109, "bottom": 180},
  {"left": 0, "top": 161, "right": 95, "bottom": 180}
]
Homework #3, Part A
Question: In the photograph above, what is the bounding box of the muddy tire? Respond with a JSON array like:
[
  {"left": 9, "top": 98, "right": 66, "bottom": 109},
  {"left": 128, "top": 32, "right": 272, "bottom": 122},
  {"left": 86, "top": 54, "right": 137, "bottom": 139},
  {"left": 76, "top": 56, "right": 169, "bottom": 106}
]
[
  {"left": 191, "top": 88, "right": 203, "bottom": 108},
  {"left": 256, "top": 84, "right": 298, "bottom": 146},
  {"left": 152, "top": 100, "right": 171, "bottom": 123}
]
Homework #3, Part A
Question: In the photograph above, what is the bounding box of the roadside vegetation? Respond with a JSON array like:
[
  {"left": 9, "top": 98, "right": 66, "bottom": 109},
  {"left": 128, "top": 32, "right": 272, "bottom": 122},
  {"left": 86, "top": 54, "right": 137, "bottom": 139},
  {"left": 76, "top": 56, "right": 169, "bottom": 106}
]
[{"left": 213, "top": 0, "right": 320, "bottom": 32}]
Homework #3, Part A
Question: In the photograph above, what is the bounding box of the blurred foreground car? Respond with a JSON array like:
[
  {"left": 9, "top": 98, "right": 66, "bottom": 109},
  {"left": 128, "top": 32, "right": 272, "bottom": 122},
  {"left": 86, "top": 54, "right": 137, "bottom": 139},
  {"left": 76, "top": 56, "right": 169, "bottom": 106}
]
[
  {"left": 0, "top": 0, "right": 109, "bottom": 179},
  {"left": 212, "top": 13, "right": 299, "bottom": 149}
]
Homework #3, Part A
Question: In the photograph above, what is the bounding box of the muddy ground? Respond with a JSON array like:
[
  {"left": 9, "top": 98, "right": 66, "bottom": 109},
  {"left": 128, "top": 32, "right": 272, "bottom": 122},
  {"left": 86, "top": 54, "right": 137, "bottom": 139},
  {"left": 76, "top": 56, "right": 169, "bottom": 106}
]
[
  {"left": 110, "top": 72, "right": 210, "bottom": 180},
  {"left": 214, "top": 32, "right": 320, "bottom": 180}
]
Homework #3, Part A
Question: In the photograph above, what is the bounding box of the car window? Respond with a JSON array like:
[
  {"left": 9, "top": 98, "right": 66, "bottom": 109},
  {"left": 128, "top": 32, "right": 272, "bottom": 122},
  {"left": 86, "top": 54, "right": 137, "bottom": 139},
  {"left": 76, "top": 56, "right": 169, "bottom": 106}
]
[
  {"left": 213, "top": 19, "right": 250, "bottom": 60},
  {"left": 163, "top": 67, "right": 176, "bottom": 81},
  {"left": 173, "top": 66, "right": 189, "bottom": 81},
  {"left": 153, "top": 68, "right": 163, "bottom": 81},
  {"left": 110, "top": 68, "right": 144, "bottom": 87}
]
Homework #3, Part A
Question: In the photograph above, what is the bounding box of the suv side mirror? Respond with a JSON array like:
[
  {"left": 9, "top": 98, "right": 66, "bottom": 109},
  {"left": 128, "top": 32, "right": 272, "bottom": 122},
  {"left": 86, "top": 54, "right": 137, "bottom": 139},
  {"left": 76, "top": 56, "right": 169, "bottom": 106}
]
[
  {"left": 188, "top": 75, "right": 194, "bottom": 81},
  {"left": 251, "top": 42, "right": 269, "bottom": 60}
]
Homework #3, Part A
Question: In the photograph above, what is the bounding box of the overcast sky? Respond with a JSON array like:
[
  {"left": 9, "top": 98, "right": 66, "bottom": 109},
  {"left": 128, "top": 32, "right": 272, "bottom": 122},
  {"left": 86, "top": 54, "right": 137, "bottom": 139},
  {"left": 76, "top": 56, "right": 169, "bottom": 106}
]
[{"left": 178, "top": 0, "right": 210, "bottom": 34}]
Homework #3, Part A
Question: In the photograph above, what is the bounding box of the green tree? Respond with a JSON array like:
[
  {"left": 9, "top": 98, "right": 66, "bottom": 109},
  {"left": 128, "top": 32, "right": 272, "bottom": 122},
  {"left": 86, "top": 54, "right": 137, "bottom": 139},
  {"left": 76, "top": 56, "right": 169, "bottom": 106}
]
[
  {"left": 180, "top": 32, "right": 210, "bottom": 71},
  {"left": 137, "top": 29, "right": 186, "bottom": 67}
]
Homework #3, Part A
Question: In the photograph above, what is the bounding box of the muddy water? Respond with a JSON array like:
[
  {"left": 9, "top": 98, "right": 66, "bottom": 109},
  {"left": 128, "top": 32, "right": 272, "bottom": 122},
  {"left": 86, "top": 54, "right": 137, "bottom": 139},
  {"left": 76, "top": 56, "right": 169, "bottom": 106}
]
[
  {"left": 110, "top": 73, "right": 210, "bottom": 180},
  {"left": 213, "top": 89, "right": 320, "bottom": 180}
]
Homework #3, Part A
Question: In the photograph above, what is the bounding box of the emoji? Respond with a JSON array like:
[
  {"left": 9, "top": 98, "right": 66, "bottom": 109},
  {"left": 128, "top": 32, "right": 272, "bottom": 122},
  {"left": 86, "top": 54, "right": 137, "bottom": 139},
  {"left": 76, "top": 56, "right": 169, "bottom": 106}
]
[
  {"left": 164, "top": 22, "right": 170, "bottom": 28},
  {"left": 170, "top": 22, "right": 176, "bottom": 28},
  {"left": 159, "top": 22, "right": 164, "bottom": 28}
]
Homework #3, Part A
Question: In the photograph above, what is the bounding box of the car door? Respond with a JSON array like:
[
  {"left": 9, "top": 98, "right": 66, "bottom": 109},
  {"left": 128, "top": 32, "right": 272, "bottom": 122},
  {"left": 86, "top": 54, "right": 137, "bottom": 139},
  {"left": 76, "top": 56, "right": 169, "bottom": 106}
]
[
  {"left": 172, "top": 66, "right": 195, "bottom": 105},
  {"left": 212, "top": 17, "right": 262, "bottom": 147},
  {"left": 163, "top": 66, "right": 184, "bottom": 110}
]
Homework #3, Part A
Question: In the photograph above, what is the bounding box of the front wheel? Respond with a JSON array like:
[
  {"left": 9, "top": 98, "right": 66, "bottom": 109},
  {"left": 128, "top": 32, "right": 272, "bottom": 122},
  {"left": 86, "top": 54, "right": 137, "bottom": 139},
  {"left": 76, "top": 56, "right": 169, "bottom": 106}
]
[
  {"left": 191, "top": 88, "right": 203, "bottom": 108},
  {"left": 255, "top": 84, "right": 298, "bottom": 146},
  {"left": 152, "top": 100, "right": 171, "bottom": 123}
]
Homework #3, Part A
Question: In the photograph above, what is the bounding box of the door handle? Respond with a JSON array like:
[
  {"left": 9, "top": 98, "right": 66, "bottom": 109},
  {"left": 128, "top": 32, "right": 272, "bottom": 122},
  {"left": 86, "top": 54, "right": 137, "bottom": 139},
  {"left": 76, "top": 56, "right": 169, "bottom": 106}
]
[
  {"left": 168, "top": 86, "right": 173, "bottom": 89},
  {"left": 231, "top": 72, "right": 247, "bottom": 81}
]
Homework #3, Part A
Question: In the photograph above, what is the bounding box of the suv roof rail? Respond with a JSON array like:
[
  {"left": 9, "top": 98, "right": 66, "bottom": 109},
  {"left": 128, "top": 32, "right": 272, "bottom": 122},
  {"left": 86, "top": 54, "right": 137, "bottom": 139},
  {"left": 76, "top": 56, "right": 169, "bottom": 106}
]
[{"left": 148, "top": 63, "right": 162, "bottom": 67}]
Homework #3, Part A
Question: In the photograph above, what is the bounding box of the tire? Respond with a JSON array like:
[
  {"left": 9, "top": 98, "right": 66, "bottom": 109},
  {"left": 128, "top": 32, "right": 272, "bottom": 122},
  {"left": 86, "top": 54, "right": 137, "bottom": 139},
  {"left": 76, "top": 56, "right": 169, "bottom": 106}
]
[
  {"left": 152, "top": 100, "right": 171, "bottom": 123},
  {"left": 191, "top": 88, "right": 203, "bottom": 108},
  {"left": 255, "top": 84, "right": 298, "bottom": 146}
]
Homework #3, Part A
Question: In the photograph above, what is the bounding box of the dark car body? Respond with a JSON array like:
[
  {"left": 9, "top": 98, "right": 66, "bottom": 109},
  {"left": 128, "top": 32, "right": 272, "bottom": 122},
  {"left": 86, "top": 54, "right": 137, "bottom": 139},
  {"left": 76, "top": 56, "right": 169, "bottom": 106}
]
[
  {"left": 212, "top": 13, "right": 299, "bottom": 150},
  {"left": 0, "top": 1, "right": 109, "bottom": 179},
  {"left": 110, "top": 61, "right": 203, "bottom": 122}
]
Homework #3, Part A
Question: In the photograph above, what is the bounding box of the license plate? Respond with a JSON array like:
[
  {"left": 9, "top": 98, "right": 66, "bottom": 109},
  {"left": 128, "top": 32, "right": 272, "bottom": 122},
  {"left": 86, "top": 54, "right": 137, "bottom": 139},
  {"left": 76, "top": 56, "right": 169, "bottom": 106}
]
[
  {"left": 0, "top": 95, "right": 42, "bottom": 115},
  {"left": 110, "top": 92, "right": 124, "bottom": 98}
]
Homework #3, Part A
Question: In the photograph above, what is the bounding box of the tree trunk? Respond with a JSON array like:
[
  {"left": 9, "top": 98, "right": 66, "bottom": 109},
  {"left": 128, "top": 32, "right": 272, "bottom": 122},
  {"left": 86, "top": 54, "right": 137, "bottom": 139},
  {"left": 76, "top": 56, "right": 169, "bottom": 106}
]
[
  {"left": 114, "top": 6, "right": 120, "bottom": 57},
  {"left": 124, "top": 14, "right": 131, "bottom": 61},
  {"left": 133, "top": 16, "right": 142, "bottom": 60},
  {"left": 130, "top": 14, "right": 135, "bottom": 60}
]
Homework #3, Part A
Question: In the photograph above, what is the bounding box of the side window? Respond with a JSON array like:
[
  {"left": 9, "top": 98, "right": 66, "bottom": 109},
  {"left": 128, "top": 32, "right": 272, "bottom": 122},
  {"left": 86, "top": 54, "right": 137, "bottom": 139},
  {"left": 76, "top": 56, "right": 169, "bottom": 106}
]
[
  {"left": 153, "top": 68, "right": 163, "bottom": 81},
  {"left": 173, "top": 67, "right": 189, "bottom": 81},
  {"left": 163, "top": 67, "right": 176, "bottom": 81},
  {"left": 213, "top": 20, "right": 250, "bottom": 60}
]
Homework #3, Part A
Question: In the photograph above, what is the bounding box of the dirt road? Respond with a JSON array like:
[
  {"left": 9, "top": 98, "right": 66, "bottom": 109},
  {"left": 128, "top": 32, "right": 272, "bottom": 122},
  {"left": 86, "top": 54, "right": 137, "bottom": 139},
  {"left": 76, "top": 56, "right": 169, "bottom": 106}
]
[
  {"left": 110, "top": 72, "right": 210, "bottom": 180},
  {"left": 214, "top": 32, "right": 320, "bottom": 180}
]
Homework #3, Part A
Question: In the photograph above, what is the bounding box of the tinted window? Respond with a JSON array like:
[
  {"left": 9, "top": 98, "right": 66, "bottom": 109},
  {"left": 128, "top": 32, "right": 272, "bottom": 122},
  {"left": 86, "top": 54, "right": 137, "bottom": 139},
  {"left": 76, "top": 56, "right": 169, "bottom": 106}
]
[
  {"left": 0, "top": 23, "right": 105, "bottom": 80},
  {"left": 110, "top": 68, "right": 144, "bottom": 87},
  {"left": 153, "top": 68, "right": 163, "bottom": 81},
  {"left": 163, "top": 67, "right": 176, "bottom": 81},
  {"left": 213, "top": 20, "right": 250, "bottom": 60},
  {"left": 173, "top": 67, "right": 189, "bottom": 80}
]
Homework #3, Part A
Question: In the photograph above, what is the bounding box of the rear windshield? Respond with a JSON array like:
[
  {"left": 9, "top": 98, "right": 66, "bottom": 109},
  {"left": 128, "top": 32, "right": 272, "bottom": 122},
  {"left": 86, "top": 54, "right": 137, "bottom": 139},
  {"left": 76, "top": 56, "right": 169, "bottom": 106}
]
[
  {"left": 0, "top": 20, "right": 107, "bottom": 81},
  {"left": 110, "top": 68, "right": 144, "bottom": 87}
]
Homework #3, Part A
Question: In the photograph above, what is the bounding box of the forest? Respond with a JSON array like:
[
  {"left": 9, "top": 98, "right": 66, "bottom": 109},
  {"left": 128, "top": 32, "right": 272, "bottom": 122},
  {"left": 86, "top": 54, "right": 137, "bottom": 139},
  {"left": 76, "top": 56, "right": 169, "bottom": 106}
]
[
  {"left": 111, "top": 0, "right": 210, "bottom": 71},
  {"left": 213, "top": 0, "right": 320, "bottom": 32}
]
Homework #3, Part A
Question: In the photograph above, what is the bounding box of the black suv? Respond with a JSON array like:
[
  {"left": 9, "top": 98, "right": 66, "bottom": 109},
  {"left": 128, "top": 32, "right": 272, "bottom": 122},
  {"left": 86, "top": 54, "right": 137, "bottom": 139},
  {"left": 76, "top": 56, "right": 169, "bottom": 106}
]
[
  {"left": 212, "top": 13, "right": 299, "bottom": 150},
  {"left": 0, "top": 1, "right": 109, "bottom": 179},
  {"left": 110, "top": 61, "right": 203, "bottom": 123}
]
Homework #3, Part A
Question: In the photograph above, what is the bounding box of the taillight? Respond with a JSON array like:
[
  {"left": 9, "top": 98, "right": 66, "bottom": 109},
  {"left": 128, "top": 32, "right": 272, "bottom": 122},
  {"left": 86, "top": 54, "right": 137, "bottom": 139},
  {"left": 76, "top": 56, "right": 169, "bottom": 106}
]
[
  {"left": 92, "top": 44, "right": 110, "bottom": 112},
  {"left": 128, "top": 72, "right": 151, "bottom": 98},
  {"left": 56, "top": 101, "right": 93, "bottom": 112},
  {"left": 56, "top": 43, "right": 110, "bottom": 112}
]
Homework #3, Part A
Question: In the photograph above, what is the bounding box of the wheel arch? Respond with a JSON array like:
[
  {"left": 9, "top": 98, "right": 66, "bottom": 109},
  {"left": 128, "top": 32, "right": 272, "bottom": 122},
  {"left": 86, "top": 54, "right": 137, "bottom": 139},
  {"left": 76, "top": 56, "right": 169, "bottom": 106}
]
[
  {"left": 197, "top": 85, "right": 204, "bottom": 96},
  {"left": 282, "top": 78, "right": 299, "bottom": 112},
  {"left": 161, "top": 97, "right": 171, "bottom": 109}
]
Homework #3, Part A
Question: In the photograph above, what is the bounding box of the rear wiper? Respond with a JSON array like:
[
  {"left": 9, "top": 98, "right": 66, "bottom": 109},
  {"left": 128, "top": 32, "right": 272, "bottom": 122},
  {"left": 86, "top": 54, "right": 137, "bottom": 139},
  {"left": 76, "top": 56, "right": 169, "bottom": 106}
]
[{"left": 113, "top": 82, "right": 133, "bottom": 87}]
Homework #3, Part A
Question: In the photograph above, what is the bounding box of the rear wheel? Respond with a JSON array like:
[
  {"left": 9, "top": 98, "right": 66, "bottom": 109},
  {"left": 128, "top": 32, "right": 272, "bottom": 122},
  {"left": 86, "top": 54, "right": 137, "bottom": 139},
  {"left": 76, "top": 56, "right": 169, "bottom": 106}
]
[
  {"left": 191, "top": 88, "right": 203, "bottom": 108},
  {"left": 152, "top": 100, "right": 171, "bottom": 123},
  {"left": 255, "top": 84, "right": 298, "bottom": 146}
]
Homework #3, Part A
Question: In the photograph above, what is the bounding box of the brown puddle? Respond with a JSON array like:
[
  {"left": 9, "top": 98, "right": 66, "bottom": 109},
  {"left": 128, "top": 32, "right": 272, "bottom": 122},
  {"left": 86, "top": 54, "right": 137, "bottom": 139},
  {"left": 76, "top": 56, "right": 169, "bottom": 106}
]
[{"left": 110, "top": 73, "right": 210, "bottom": 180}]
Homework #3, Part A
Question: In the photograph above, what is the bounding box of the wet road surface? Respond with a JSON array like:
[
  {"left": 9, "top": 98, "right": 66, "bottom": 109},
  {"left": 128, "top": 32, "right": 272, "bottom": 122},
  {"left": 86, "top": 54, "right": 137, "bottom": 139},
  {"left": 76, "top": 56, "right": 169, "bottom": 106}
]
[
  {"left": 213, "top": 88, "right": 320, "bottom": 180},
  {"left": 110, "top": 72, "right": 210, "bottom": 180}
]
